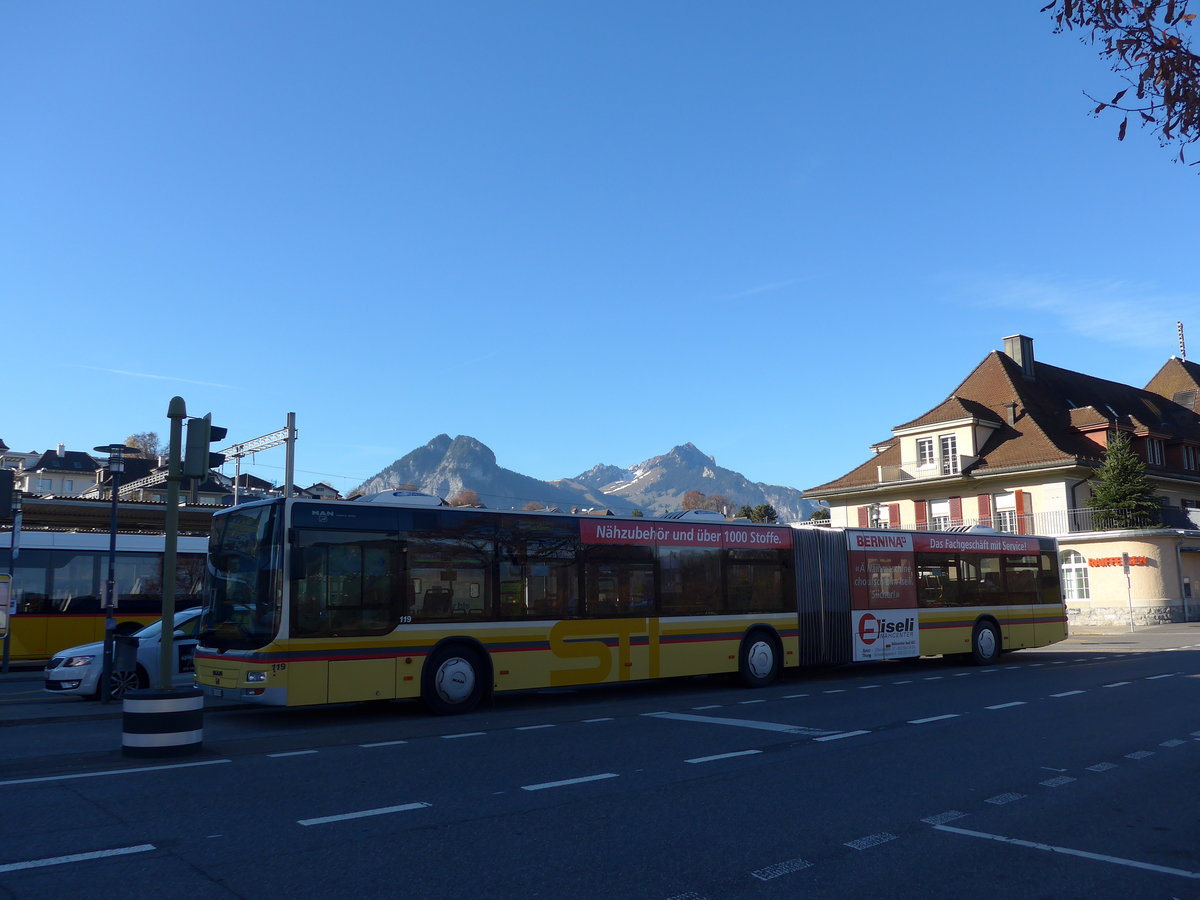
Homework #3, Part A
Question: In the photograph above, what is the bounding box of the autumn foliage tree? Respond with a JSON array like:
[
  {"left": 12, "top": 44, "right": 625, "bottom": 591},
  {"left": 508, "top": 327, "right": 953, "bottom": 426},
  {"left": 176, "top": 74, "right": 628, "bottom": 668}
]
[
  {"left": 124, "top": 432, "right": 163, "bottom": 458},
  {"left": 1045, "top": 0, "right": 1200, "bottom": 162},
  {"left": 448, "top": 488, "right": 483, "bottom": 507}
]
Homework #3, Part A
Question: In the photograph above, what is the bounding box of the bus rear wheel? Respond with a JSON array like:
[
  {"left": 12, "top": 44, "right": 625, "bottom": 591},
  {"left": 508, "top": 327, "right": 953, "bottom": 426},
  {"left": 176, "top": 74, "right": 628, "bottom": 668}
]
[
  {"left": 423, "top": 645, "right": 486, "bottom": 715},
  {"left": 738, "top": 630, "right": 782, "bottom": 688},
  {"left": 971, "top": 621, "right": 1001, "bottom": 665}
]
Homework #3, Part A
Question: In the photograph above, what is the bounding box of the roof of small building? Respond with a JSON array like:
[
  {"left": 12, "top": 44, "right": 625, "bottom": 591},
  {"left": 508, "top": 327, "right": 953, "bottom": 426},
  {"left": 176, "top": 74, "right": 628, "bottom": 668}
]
[{"left": 30, "top": 449, "right": 99, "bottom": 473}]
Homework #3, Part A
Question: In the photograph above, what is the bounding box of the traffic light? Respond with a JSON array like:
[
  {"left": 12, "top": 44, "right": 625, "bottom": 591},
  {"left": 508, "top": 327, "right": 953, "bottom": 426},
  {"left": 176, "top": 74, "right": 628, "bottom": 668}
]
[{"left": 182, "top": 413, "right": 228, "bottom": 479}]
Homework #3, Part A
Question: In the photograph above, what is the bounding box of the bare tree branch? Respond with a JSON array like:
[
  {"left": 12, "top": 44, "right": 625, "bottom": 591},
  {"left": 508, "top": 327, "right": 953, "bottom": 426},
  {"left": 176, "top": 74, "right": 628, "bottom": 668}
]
[{"left": 1044, "top": 0, "right": 1200, "bottom": 162}]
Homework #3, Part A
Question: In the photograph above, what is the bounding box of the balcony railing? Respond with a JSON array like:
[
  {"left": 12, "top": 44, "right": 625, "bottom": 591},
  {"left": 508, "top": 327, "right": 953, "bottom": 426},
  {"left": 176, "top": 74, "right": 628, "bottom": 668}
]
[
  {"left": 876, "top": 455, "right": 978, "bottom": 484},
  {"left": 832, "top": 505, "right": 1200, "bottom": 537}
]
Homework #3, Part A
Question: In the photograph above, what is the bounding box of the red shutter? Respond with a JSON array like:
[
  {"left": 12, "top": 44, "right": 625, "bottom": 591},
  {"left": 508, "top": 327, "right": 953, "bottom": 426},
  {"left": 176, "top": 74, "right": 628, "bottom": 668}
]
[
  {"left": 977, "top": 494, "right": 992, "bottom": 528},
  {"left": 1014, "top": 491, "right": 1031, "bottom": 534},
  {"left": 949, "top": 496, "right": 963, "bottom": 526},
  {"left": 858, "top": 506, "right": 870, "bottom": 527},
  {"left": 888, "top": 503, "right": 901, "bottom": 529},
  {"left": 913, "top": 500, "right": 928, "bottom": 530}
]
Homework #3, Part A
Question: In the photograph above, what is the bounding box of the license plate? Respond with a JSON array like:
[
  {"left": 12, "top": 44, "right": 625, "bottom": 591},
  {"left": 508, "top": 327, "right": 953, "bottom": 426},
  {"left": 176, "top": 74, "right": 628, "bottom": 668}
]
[{"left": 209, "top": 687, "right": 224, "bottom": 698}]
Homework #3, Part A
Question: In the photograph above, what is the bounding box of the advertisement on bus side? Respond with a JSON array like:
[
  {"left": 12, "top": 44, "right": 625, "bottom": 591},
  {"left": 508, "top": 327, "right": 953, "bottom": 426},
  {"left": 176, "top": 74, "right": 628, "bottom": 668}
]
[
  {"left": 579, "top": 519, "right": 793, "bottom": 549},
  {"left": 847, "top": 531, "right": 917, "bottom": 610},
  {"left": 852, "top": 609, "right": 919, "bottom": 662}
]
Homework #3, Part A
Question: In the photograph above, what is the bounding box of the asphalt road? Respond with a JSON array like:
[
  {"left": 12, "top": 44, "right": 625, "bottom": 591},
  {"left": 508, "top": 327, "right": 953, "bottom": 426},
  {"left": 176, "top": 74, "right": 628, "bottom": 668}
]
[{"left": 1, "top": 626, "right": 1198, "bottom": 899}]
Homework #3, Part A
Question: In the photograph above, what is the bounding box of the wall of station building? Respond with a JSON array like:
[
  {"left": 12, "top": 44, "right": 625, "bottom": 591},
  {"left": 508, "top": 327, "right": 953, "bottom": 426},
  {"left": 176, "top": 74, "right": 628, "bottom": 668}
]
[{"left": 1059, "top": 531, "right": 1200, "bottom": 627}]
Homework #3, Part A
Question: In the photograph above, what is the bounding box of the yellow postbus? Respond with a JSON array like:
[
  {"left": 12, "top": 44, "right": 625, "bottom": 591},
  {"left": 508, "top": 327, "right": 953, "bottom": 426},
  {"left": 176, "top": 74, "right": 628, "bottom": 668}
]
[
  {"left": 0, "top": 531, "right": 207, "bottom": 660},
  {"left": 194, "top": 492, "right": 1067, "bottom": 713}
]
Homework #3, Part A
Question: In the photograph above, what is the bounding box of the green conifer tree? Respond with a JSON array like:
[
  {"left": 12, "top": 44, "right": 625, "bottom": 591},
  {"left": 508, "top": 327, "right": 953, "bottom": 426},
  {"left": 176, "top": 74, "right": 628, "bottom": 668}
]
[{"left": 1084, "top": 431, "right": 1164, "bottom": 529}]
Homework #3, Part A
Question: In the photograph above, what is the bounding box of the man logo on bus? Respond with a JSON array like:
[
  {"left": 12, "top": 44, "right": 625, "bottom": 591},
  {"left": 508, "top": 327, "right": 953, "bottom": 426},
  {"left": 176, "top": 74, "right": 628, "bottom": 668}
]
[{"left": 858, "top": 613, "right": 879, "bottom": 645}]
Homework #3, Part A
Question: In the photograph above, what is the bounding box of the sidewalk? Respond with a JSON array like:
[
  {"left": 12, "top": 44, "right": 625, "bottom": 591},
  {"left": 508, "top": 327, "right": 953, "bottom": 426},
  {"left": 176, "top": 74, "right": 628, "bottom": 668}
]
[{"left": 1066, "top": 621, "right": 1200, "bottom": 636}]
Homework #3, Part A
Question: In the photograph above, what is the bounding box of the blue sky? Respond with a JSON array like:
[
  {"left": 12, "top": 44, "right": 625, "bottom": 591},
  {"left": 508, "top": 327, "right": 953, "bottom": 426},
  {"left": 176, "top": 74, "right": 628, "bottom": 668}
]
[{"left": 3, "top": 3, "right": 1196, "bottom": 498}]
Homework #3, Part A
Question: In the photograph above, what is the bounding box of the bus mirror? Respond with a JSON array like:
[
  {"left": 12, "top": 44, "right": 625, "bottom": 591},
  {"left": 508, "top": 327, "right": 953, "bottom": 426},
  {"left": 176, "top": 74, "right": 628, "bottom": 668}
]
[{"left": 289, "top": 548, "right": 308, "bottom": 581}]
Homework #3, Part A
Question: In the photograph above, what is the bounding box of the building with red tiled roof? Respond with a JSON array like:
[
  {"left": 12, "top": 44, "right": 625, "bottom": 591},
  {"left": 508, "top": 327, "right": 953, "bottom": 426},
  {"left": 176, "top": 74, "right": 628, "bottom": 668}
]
[
  {"left": 807, "top": 335, "right": 1200, "bottom": 532},
  {"left": 806, "top": 335, "right": 1200, "bottom": 626}
]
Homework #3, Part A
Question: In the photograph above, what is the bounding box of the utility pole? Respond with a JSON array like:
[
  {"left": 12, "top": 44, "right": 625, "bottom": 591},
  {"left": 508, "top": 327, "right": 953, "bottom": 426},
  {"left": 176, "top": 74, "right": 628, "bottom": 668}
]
[
  {"left": 218, "top": 412, "right": 296, "bottom": 503},
  {"left": 93, "top": 444, "right": 126, "bottom": 703}
]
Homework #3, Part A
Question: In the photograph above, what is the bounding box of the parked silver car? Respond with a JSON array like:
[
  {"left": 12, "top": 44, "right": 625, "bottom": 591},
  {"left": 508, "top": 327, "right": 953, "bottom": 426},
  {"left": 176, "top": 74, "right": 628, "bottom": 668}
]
[{"left": 43, "top": 608, "right": 201, "bottom": 699}]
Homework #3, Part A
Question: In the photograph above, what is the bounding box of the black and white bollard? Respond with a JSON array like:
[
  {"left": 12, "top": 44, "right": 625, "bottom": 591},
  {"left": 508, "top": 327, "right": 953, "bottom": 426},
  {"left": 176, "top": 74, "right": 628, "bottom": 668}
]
[{"left": 121, "top": 686, "right": 204, "bottom": 757}]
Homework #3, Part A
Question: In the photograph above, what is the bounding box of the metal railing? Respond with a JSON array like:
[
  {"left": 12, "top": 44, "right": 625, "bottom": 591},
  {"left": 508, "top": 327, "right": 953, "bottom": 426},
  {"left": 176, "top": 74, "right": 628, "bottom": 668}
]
[
  {"left": 835, "top": 505, "right": 1200, "bottom": 536},
  {"left": 876, "top": 455, "right": 978, "bottom": 484}
]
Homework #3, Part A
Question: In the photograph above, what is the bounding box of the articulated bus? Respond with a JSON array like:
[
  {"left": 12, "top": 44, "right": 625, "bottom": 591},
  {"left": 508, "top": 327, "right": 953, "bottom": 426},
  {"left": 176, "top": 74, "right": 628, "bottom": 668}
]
[
  {"left": 0, "top": 532, "right": 207, "bottom": 660},
  {"left": 194, "top": 492, "right": 1067, "bottom": 713}
]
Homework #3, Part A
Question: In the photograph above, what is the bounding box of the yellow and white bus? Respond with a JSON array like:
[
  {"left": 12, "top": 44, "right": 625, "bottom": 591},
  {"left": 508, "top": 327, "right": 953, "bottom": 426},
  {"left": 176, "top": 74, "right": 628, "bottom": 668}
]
[
  {"left": 194, "top": 492, "right": 1066, "bottom": 713},
  {"left": 0, "top": 531, "right": 207, "bottom": 660}
]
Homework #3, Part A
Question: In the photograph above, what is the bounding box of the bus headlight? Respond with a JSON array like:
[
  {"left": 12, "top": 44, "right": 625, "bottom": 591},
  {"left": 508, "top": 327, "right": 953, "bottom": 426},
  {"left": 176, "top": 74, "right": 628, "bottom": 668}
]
[{"left": 245, "top": 671, "right": 267, "bottom": 683}]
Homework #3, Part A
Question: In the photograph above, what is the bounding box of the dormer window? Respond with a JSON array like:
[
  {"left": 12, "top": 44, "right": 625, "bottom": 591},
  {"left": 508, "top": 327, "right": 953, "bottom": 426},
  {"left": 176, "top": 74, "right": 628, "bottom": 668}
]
[
  {"left": 940, "top": 435, "right": 960, "bottom": 475},
  {"left": 1146, "top": 438, "right": 1165, "bottom": 467},
  {"left": 917, "top": 438, "right": 935, "bottom": 467},
  {"left": 1184, "top": 445, "right": 1199, "bottom": 471}
]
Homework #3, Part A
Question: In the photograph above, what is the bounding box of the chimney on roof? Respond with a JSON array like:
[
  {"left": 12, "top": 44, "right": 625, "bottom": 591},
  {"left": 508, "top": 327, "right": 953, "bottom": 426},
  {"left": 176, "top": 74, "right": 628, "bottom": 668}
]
[
  {"left": 1003, "top": 334, "right": 1036, "bottom": 380},
  {"left": 1004, "top": 402, "right": 1018, "bottom": 425},
  {"left": 56, "top": 443, "right": 65, "bottom": 458}
]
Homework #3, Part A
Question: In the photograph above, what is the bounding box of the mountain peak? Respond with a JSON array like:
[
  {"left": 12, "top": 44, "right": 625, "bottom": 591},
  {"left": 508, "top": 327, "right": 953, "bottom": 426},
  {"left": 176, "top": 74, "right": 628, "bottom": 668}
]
[
  {"left": 356, "top": 435, "right": 814, "bottom": 520},
  {"left": 664, "top": 442, "right": 715, "bottom": 468}
]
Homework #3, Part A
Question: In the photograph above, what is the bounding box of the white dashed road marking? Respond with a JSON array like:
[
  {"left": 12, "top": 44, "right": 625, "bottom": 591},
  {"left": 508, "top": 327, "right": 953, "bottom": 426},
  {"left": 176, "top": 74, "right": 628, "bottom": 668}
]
[
  {"left": 813, "top": 730, "right": 871, "bottom": 742},
  {"left": 644, "top": 711, "right": 835, "bottom": 735},
  {"left": 751, "top": 857, "right": 813, "bottom": 881},
  {"left": 521, "top": 773, "right": 618, "bottom": 792},
  {"left": 298, "top": 802, "right": 431, "bottom": 826},
  {"left": 985, "top": 793, "right": 1025, "bottom": 805},
  {"left": 921, "top": 810, "right": 966, "bottom": 825},
  {"left": 0, "top": 758, "right": 231, "bottom": 788},
  {"left": 935, "top": 824, "right": 1200, "bottom": 880},
  {"left": 686, "top": 750, "right": 762, "bottom": 764},
  {"left": 845, "top": 833, "right": 897, "bottom": 850},
  {"left": 0, "top": 844, "right": 156, "bottom": 873}
]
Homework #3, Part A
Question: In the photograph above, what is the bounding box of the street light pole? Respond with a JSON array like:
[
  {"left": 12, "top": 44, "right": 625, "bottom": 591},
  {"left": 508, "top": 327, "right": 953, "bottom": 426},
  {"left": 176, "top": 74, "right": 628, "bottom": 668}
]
[{"left": 95, "top": 444, "right": 125, "bottom": 704}]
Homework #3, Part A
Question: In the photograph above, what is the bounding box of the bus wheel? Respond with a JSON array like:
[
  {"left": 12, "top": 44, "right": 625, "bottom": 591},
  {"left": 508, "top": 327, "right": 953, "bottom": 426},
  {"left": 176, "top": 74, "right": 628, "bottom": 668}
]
[
  {"left": 971, "top": 621, "right": 1001, "bottom": 665},
  {"left": 109, "top": 667, "right": 148, "bottom": 700},
  {"left": 739, "top": 630, "right": 781, "bottom": 688},
  {"left": 423, "top": 645, "right": 485, "bottom": 715}
]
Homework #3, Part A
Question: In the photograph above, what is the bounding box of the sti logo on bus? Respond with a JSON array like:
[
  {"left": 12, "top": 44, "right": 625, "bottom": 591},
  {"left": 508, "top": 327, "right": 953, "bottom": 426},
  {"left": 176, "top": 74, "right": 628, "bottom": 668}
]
[{"left": 857, "top": 612, "right": 915, "bottom": 645}]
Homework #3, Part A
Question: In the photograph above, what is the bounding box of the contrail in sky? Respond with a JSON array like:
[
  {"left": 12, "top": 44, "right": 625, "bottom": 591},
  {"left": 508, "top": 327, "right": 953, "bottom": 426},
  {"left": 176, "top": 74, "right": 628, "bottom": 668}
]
[{"left": 74, "top": 365, "right": 235, "bottom": 389}]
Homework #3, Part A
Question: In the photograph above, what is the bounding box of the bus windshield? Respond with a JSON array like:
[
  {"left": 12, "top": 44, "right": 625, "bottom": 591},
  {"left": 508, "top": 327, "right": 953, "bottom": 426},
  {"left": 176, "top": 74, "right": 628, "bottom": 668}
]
[{"left": 200, "top": 501, "right": 281, "bottom": 651}]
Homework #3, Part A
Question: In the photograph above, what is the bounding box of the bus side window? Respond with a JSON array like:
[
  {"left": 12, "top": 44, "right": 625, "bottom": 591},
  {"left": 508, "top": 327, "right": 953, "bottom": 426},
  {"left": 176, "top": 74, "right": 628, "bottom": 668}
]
[{"left": 291, "top": 532, "right": 404, "bottom": 636}]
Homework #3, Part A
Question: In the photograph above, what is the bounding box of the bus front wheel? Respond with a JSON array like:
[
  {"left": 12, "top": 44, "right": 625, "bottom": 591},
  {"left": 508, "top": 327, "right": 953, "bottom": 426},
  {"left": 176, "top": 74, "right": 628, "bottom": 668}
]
[
  {"left": 423, "top": 645, "right": 486, "bottom": 715},
  {"left": 738, "top": 630, "right": 782, "bottom": 688},
  {"left": 971, "top": 621, "right": 1001, "bottom": 665}
]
